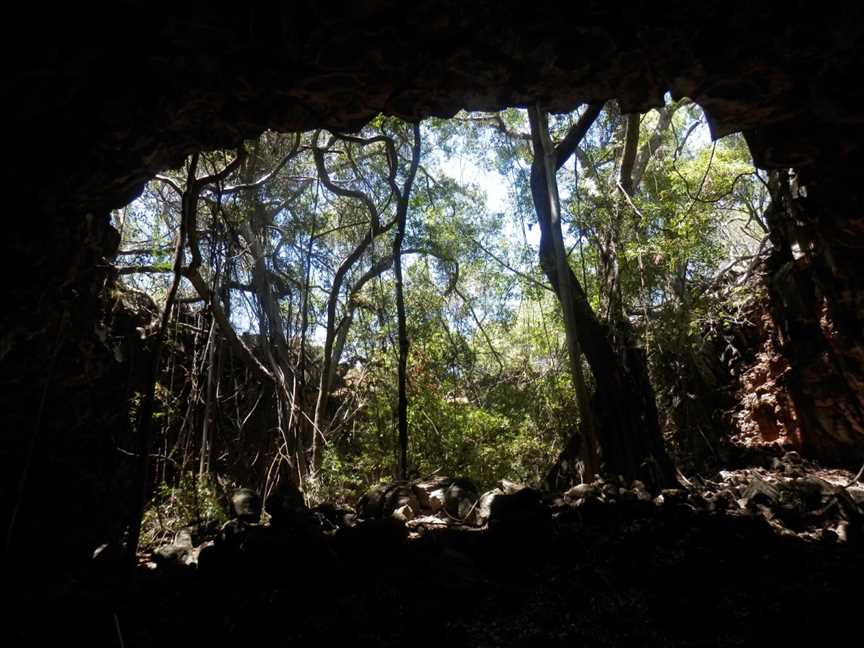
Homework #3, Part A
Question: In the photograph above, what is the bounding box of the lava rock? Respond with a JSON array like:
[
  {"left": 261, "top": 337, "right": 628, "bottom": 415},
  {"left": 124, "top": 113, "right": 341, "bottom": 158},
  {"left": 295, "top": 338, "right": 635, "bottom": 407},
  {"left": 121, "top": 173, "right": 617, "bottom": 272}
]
[
  {"left": 152, "top": 529, "right": 195, "bottom": 568},
  {"left": 474, "top": 488, "right": 504, "bottom": 526},
  {"left": 412, "top": 476, "right": 454, "bottom": 509},
  {"left": 230, "top": 488, "right": 262, "bottom": 522},
  {"left": 383, "top": 484, "right": 420, "bottom": 518},
  {"left": 565, "top": 483, "right": 597, "bottom": 500},
  {"left": 357, "top": 483, "right": 390, "bottom": 519},
  {"left": 742, "top": 477, "right": 780, "bottom": 508},
  {"left": 264, "top": 481, "right": 306, "bottom": 525},
  {"left": 392, "top": 504, "right": 415, "bottom": 522},
  {"left": 498, "top": 479, "right": 527, "bottom": 494},
  {"left": 488, "top": 487, "right": 546, "bottom": 527},
  {"left": 445, "top": 478, "right": 479, "bottom": 520},
  {"left": 847, "top": 486, "right": 864, "bottom": 505},
  {"left": 660, "top": 488, "right": 686, "bottom": 506},
  {"left": 311, "top": 503, "right": 357, "bottom": 530}
]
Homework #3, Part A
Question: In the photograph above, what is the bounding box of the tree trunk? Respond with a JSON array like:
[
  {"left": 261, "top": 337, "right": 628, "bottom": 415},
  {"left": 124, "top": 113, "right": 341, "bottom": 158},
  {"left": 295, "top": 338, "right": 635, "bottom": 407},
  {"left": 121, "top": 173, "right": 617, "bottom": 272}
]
[
  {"left": 394, "top": 123, "right": 422, "bottom": 480},
  {"left": 199, "top": 318, "right": 217, "bottom": 477},
  {"left": 531, "top": 107, "right": 601, "bottom": 483},
  {"left": 393, "top": 229, "right": 410, "bottom": 481},
  {"left": 528, "top": 105, "right": 676, "bottom": 490}
]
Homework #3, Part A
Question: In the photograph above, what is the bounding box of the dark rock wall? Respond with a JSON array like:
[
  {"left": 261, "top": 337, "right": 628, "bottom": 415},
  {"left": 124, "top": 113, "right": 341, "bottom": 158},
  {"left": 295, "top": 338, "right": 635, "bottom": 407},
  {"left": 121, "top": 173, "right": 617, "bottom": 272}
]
[
  {"left": 3, "top": 2, "right": 864, "bottom": 577},
  {"left": 765, "top": 167, "right": 864, "bottom": 464}
]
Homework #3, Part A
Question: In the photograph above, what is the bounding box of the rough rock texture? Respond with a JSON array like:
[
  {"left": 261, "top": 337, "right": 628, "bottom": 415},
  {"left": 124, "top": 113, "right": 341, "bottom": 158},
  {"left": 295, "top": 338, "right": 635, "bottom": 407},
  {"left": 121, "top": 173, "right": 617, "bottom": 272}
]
[
  {"left": 2, "top": 284, "right": 156, "bottom": 584},
  {"left": 4, "top": 2, "right": 864, "bottom": 588},
  {"left": 43, "top": 461, "right": 862, "bottom": 647},
  {"left": 731, "top": 294, "right": 803, "bottom": 450},
  {"left": 6, "top": 4, "right": 864, "bottom": 220},
  {"left": 764, "top": 171, "right": 864, "bottom": 464}
]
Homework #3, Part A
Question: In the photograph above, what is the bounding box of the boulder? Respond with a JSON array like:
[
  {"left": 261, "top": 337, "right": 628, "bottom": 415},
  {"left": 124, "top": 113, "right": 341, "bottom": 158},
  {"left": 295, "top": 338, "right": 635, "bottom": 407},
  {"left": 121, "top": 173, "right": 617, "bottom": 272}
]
[
  {"left": 217, "top": 518, "right": 258, "bottom": 552},
  {"left": 474, "top": 488, "right": 504, "bottom": 526},
  {"left": 488, "top": 487, "right": 545, "bottom": 527},
  {"left": 847, "top": 486, "right": 864, "bottom": 505},
  {"left": 427, "top": 489, "right": 446, "bottom": 513},
  {"left": 264, "top": 482, "right": 306, "bottom": 526},
  {"left": 357, "top": 484, "right": 390, "bottom": 519},
  {"left": 445, "top": 478, "right": 479, "bottom": 520},
  {"left": 660, "top": 488, "right": 686, "bottom": 506},
  {"left": 498, "top": 479, "right": 526, "bottom": 494},
  {"left": 392, "top": 504, "right": 415, "bottom": 522},
  {"left": 383, "top": 484, "right": 420, "bottom": 518},
  {"left": 602, "top": 484, "right": 621, "bottom": 500},
  {"left": 631, "top": 481, "right": 653, "bottom": 502},
  {"left": 230, "top": 488, "right": 262, "bottom": 523},
  {"left": 742, "top": 477, "right": 779, "bottom": 508},
  {"left": 412, "top": 476, "right": 454, "bottom": 509},
  {"left": 565, "top": 483, "right": 597, "bottom": 500},
  {"left": 152, "top": 539, "right": 193, "bottom": 568},
  {"left": 311, "top": 503, "right": 357, "bottom": 531},
  {"left": 357, "top": 482, "right": 420, "bottom": 519}
]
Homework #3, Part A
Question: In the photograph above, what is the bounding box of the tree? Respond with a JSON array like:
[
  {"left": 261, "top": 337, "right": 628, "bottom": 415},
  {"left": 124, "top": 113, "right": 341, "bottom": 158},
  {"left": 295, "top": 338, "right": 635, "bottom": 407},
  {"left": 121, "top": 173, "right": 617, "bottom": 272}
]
[{"left": 526, "top": 104, "right": 677, "bottom": 489}]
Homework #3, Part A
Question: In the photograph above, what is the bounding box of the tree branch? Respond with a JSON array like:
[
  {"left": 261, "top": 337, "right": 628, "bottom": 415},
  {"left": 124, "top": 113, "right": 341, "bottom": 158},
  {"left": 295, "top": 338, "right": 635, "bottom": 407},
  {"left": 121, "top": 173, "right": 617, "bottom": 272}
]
[
  {"left": 554, "top": 103, "right": 605, "bottom": 170},
  {"left": 312, "top": 133, "right": 384, "bottom": 229},
  {"left": 471, "top": 238, "right": 552, "bottom": 292},
  {"left": 219, "top": 133, "right": 301, "bottom": 194},
  {"left": 618, "top": 113, "right": 640, "bottom": 196},
  {"left": 183, "top": 268, "right": 274, "bottom": 384}
]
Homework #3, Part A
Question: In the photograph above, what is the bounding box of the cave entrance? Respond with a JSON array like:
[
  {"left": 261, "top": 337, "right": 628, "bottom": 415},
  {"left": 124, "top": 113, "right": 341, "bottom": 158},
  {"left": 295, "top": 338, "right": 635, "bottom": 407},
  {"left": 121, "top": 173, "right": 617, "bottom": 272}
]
[
  {"left": 7, "top": 7, "right": 864, "bottom": 644},
  {"left": 107, "top": 100, "right": 770, "bottom": 547}
]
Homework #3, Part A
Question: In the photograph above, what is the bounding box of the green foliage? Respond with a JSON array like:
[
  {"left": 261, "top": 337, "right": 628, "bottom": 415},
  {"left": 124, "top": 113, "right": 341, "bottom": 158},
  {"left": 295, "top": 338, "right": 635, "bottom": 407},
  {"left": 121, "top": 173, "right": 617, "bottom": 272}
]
[
  {"left": 140, "top": 473, "right": 229, "bottom": 549},
  {"left": 119, "top": 99, "right": 767, "bottom": 502}
]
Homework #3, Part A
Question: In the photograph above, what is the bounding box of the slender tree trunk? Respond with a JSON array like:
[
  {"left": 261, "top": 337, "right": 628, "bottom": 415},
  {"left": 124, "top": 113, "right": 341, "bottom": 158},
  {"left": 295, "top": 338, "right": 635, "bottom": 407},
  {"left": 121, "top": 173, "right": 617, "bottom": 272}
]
[
  {"left": 199, "top": 318, "right": 217, "bottom": 477},
  {"left": 293, "top": 232, "right": 314, "bottom": 472},
  {"left": 394, "top": 122, "right": 422, "bottom": 481},
  {"left": 531, "top": 107, "right": 601, "bottom": 482},
  {"left": 393, "top": 229, "right": 409, "bottom": 481}
]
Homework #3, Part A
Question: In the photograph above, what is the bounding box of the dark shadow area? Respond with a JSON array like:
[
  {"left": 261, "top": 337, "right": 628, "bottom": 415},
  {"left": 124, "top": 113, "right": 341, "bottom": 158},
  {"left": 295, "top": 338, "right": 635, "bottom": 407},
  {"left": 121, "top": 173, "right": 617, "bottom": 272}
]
[{"left": 13, "top": 460, "right": 862, "bottom": 647}]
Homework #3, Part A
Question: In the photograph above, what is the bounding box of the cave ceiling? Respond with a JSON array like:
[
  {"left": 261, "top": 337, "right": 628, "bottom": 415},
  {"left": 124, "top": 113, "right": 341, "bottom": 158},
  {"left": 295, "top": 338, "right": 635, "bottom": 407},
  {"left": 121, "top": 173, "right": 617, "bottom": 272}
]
[{"left": 7, "top": 2, "right": 864, "bottom": 216}]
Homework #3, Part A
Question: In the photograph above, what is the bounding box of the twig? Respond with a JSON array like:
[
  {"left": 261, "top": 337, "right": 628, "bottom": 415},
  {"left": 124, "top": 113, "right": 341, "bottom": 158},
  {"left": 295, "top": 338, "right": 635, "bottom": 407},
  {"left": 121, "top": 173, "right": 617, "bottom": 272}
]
[
  {"left": 844, "top": 462, "right": 864, "bottom": 488},
  {"left": 114, "top": 611, "right": 126, "bottom": 648},
  {"left": 471, "top": 238, "right": 551, "bottom": 292}
]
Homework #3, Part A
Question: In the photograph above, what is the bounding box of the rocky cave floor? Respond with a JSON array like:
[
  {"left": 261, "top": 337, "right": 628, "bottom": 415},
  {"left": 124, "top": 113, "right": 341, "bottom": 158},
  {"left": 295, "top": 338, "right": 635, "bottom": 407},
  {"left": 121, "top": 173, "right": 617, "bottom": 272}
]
[{"left": 31, "top": 450, "right": 864, "bottom": 647}]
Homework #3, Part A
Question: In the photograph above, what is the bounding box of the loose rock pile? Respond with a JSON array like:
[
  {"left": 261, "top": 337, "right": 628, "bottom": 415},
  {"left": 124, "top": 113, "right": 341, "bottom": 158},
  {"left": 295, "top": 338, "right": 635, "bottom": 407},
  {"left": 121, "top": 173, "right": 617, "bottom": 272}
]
[
  {"left": 129, "top": 456, "right": 864, "bottom": 647},
  {"left": 147, "top": 454, "right": 863, "bottom": 580}
]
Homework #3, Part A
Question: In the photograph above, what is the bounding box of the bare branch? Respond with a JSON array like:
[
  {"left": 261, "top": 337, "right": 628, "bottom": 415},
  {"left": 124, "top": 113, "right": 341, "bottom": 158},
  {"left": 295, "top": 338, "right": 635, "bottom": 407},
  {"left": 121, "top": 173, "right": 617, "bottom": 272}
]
[
  {"left": 195, "top": 148, "right": 247, "bottom": 188},
  {"left": 618, "top": 113, "right": 640, "bottom": 196},
  {"left": 184, "top": 267, "right": 274, "bottom": 384},
  {"left": 454, "top": 285, "right": 505, "bottom": 371},
  {"left": 632, "top": 103, "right": 677, "bottom": 188},
  {"left": 471, "top": 238, "right": 552, "bottom": 292},
  {"left": 116, "top": 265, "right": 173, "bottom": 275},
  {"left": 219, "top": 133, "right": 301, "bottom": 194},
  {"left": 312, "top": 132, "right": 384, "bottom": 229},
  {"left": 554, "top": 102, "right": 606, "bottom": 170},
  {"left": 154, "top": 175, "right": 183, "bottom": 195}
]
